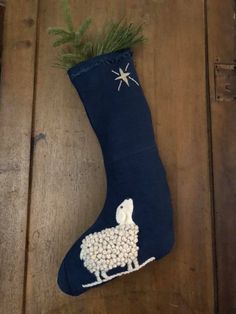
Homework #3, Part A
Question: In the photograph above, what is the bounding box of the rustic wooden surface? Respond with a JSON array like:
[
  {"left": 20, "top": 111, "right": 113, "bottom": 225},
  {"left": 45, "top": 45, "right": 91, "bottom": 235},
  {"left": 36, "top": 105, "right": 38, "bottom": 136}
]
[
  {"left": 0, "top": 0, "right": 234, "bottom": 313},
  {"left": 0, "top": 4, "right": 5, "bottom": 68},
  {"left": 0, "top": 1, "right": 38, "bottom": 313},
  {"left": 207, "top": 0, "right": 236, "bottom": 313}
]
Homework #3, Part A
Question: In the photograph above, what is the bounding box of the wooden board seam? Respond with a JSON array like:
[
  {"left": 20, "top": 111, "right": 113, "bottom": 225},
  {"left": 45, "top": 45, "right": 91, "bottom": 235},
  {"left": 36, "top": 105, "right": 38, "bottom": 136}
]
[{"left": 22, "top": 1, "right": 40, "bottom": 313}]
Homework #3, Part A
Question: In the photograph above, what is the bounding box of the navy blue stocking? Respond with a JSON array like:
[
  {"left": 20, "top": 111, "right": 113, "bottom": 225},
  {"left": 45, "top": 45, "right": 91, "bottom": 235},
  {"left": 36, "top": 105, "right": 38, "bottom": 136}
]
[{"left": 58, "top": 49, "right": 174, "bottom": 296}]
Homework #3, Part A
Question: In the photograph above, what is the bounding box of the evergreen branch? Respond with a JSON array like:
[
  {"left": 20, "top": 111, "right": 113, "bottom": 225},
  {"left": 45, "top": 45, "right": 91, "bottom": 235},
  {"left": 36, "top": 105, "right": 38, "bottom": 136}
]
[
  {"left": 76, "top": 18, "right": 92, "bottom": 39},
  {"left": 61, "top": 0, "right": 74, "bottom": 32},
  {"left": 48, "top": 1, "right": 146, "bottom": 70},
  {"left": 52, "top": 34, "right": 74, "bottom": 47},
  {"left": 74, "top": 19, "right": 92, "bottom": 54},
  {"left": 48, "top": 27, "right": 70, "bottom": 36}
]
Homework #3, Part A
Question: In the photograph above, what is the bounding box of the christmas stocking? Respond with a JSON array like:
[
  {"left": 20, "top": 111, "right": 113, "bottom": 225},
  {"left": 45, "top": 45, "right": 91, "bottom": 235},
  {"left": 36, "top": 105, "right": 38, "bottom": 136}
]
[{"left": 57, "top": 48, "right": 175, "bottom": 296}]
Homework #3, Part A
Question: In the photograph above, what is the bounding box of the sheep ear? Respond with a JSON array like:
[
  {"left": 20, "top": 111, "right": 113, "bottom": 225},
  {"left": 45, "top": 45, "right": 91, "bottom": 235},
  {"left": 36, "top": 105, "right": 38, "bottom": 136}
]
[
  {"left": 116, "top": 208, "right": 126, "bottom": 224},
  {"left": 125, "top": 208, "right": 134, "bottom": 224}
]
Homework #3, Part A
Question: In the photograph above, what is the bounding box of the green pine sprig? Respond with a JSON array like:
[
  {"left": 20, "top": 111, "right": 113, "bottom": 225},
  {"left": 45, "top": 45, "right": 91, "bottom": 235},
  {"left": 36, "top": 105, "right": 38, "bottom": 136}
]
[{"left": 48, "top": 0, "right": 146, "bottom": 70}]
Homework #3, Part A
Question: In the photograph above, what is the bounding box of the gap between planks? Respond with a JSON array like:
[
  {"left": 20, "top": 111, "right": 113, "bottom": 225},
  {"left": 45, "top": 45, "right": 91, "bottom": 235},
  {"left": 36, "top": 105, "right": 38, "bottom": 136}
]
[
  {"left": 203, "top": 0, "right": 218, "bottom": 312},
  {"left": 22, "top": 1, "right": 40, "bottom": 313}
]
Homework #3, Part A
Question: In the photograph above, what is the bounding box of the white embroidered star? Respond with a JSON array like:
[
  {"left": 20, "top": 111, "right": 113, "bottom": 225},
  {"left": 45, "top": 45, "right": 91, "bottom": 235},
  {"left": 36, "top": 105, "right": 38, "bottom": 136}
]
[{"left": 111, "top": 63, "right": 139, "bottom": 91}]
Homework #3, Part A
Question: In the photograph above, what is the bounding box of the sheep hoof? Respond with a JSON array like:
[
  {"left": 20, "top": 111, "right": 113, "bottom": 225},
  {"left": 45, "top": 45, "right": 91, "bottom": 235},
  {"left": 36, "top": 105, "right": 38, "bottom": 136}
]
[
  {"left": 127, "top": 262, "right": 133, "bottom": 271},
  {"left": 95, "top": 271, "right": 102, "bottom": 282},
  {"left": 101, "top": 271, "right": 109, "bottom": 279},
  {"left": 133, "top": 258, "right": 139, "bottom": 269}
]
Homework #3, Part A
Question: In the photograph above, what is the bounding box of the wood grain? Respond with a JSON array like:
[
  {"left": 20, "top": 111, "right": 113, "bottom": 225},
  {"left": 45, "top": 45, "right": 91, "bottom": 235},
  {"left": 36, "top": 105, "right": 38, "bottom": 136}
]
[
  {"left": 6, "top": 0, "right": 215, "bottom": 313},
  {"left": 0, "top": 4, "right": 5, "bottom": 69},
  {"left": 0, "top": 1, "right": 38, "bottom": 313},
  {"left": 207, "top": 0, "right": 236, "bottom": 312},
  {"left": 138, "top": 0, "right": 215, "bottom": 312}
]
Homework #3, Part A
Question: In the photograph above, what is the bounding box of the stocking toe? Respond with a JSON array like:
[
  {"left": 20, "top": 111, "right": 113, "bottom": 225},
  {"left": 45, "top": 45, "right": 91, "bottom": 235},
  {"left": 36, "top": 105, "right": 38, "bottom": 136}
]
[
  {"left": 57, "top": 260, "right": 74, "bottom": 295},
  {"left": 58, "top": 249, "right": 89, "bottom": 296}
]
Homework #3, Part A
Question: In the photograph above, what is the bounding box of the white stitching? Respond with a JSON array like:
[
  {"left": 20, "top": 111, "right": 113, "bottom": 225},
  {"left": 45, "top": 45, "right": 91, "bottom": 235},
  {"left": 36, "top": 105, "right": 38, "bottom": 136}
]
[{"left": 80, "top": 198, "right": 155, "bottom": 288}]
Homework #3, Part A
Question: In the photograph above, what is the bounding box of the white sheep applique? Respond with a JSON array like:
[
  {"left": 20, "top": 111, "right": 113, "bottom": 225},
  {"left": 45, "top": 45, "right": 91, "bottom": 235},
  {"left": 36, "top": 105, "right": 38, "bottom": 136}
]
[{"left": 80, "top": 198, "right": 155, "bottom": 288}]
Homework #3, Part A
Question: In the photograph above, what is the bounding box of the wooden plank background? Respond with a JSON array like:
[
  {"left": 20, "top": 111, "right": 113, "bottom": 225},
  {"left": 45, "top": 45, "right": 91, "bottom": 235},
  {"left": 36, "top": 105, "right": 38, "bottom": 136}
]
[
  {"left": 0, "top": 1, "right": 38, "bottom": 313},
  {"left": 0, "top": 0, "right": 235, "bottom": 313},
  {"left": 207, "top": 0, "right": 236, "bottom": 313}
]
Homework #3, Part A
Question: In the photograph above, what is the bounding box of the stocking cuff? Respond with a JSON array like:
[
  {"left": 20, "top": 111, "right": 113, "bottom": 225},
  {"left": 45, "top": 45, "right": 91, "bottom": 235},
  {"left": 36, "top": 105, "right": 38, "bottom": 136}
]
[{"left": 68, "top": 48, "right": 133, "bottom": 80}]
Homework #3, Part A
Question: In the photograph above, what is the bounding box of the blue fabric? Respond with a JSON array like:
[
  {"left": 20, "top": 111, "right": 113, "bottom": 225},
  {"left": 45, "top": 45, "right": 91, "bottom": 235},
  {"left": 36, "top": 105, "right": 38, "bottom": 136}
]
[{"left": 58, "top": 48, "right": 175, "bottom": 296}]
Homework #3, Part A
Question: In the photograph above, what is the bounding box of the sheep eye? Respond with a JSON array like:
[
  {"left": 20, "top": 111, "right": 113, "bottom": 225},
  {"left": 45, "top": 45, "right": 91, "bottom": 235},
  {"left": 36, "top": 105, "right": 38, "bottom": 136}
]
[{"left": 120, "top": 206, "right": 123, "bottom": 209}]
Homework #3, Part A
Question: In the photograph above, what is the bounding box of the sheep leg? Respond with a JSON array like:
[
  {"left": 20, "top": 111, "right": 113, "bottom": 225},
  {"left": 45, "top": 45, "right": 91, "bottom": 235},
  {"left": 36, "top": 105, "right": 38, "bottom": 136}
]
[
  {"left": 101, "top": 271, "right": 109, "bottom": 279},
  {"left": 95, "top": 270, "right": 102, "bottom": 282},
  {"left": 127, "top": 261, "right": 133, "bottom": 272},
  {"left": 132, "top": 258, "right": 139, "bottom": 269}
]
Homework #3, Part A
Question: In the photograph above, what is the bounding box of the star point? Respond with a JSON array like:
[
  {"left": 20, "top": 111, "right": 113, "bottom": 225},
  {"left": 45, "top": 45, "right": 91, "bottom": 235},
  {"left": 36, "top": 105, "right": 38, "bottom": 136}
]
[
  {"left": 115, "top": 68, "right": 130, "bottom": 86},
  {"left": 112, "top": 63, "right": 139, "bottom": 91}
]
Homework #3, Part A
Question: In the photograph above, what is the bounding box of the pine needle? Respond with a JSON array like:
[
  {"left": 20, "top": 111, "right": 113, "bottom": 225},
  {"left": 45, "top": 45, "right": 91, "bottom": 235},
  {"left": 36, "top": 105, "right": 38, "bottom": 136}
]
[
  {"left": 48, "top": 0, "right": 146, "bottom": 70},
  {"left": 61, "top": 0, "right": 74, "bottom": 32}
]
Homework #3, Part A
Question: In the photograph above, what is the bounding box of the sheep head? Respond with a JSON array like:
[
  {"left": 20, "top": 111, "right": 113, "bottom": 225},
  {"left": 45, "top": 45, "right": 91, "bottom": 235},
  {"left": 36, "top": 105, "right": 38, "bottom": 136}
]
[{"left": 116, "top": 198, "right": 134, "bottom": 225}]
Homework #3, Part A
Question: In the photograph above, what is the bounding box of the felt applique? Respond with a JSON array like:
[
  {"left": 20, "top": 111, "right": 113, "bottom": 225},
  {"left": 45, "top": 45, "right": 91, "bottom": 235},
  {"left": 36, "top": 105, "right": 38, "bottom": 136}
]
[
  {"left": 112, "top": 63, "right": 139, "bottom": 91},
  {"left": 80, "top": 199, "right": 155, "bottom": 288}
]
